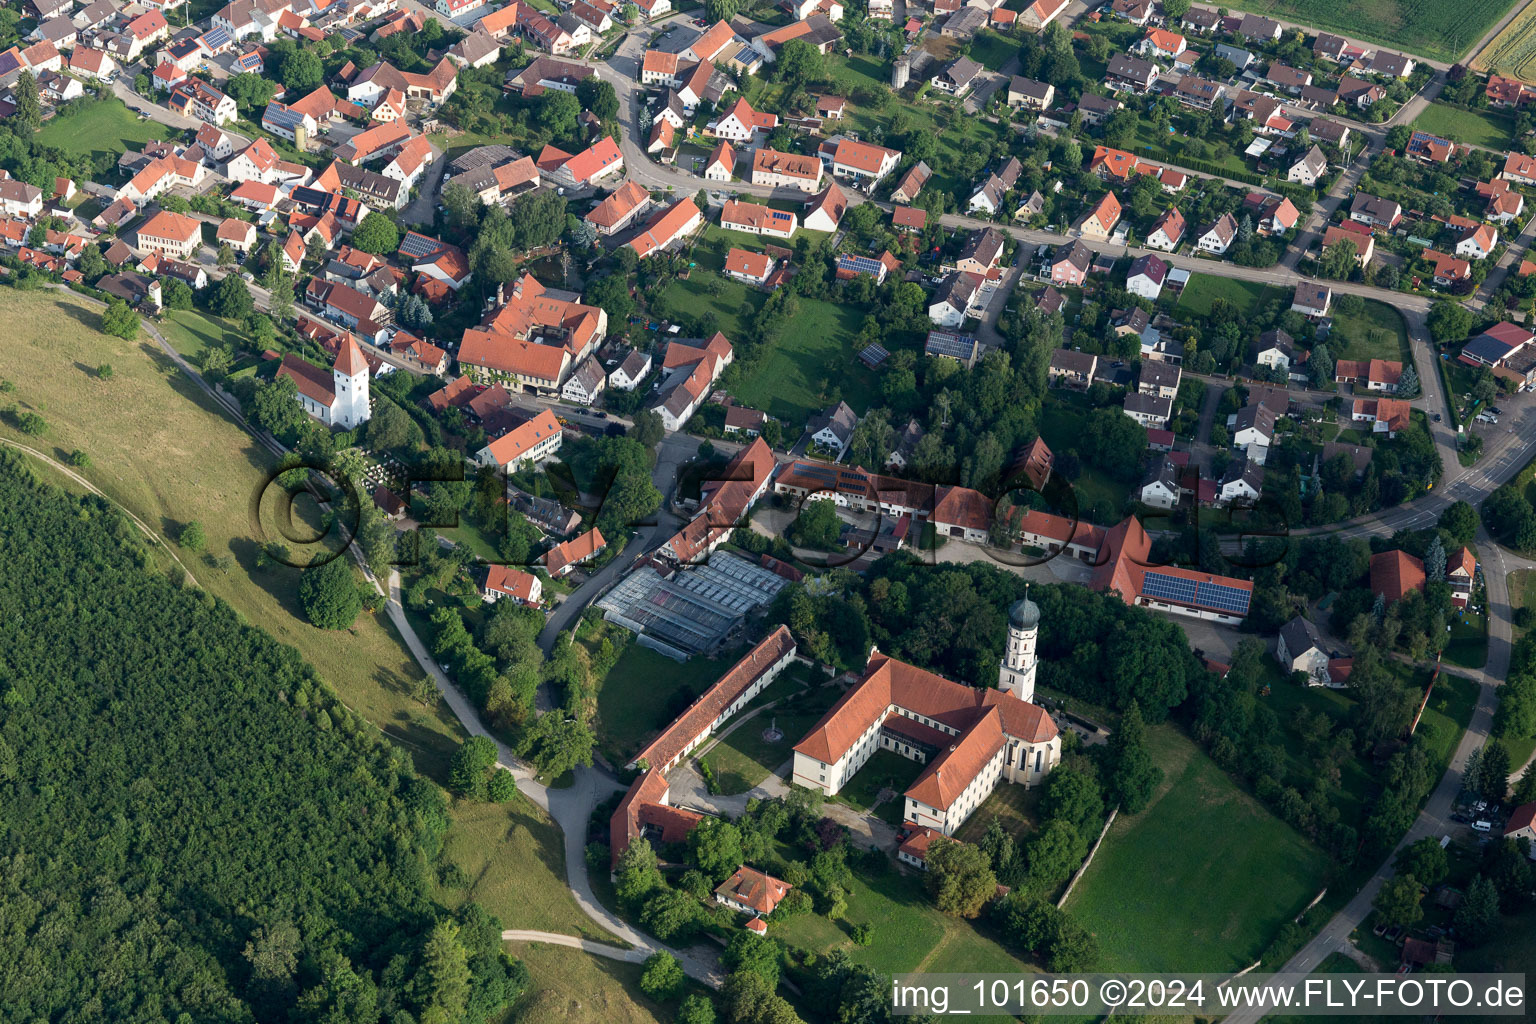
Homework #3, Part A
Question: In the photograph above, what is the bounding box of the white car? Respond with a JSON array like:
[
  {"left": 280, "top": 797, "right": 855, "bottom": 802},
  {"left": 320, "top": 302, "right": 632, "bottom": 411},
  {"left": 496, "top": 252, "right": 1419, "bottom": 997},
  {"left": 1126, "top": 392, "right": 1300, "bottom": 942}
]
[{"left": 1472, "top": 820, "right": 1492, "bottom": 833}]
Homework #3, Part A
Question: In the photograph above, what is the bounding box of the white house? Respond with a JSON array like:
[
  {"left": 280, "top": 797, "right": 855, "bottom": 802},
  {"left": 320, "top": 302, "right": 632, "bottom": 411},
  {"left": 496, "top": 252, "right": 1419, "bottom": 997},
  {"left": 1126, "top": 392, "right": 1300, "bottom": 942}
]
[
  {"left": 608, "top": 348, "right": 653, "bottom": 390},
  {"left": 483, "top": 565, "right": 542, "bottom": 606},
  {"left": 1230, "top": 403, "right": 1276, "bottom": 465},
  {"left": 1277, "top": 615, "right": 1331, "bottom": 685},
  {"left": 1125, "top": 253, "right": 1167, "bottom": 300},
  {"left": 1197, "top": 213, "right": 1237, "bottom": 254}
]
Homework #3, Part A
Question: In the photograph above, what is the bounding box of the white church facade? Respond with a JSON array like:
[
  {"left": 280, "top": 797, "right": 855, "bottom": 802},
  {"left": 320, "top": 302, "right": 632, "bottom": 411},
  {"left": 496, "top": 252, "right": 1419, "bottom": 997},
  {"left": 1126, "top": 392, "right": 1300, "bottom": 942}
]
[
  {"left": 275, "top": 335, "right": 373, "bottom": 430},
  {"left": 791, "top": 594, "right": 1062, "bottom": 837}
]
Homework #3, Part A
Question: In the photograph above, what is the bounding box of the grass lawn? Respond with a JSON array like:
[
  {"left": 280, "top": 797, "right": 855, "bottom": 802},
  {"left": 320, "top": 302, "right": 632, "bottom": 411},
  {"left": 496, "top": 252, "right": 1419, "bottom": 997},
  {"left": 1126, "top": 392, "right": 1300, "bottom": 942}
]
[
  {"left": 952, "top": 780, "right": 1043, "bottom": 844},
  {"left": 510, "top": 944, "right": 675, "bottom": 1024},
  {"left": 1410, "top": 102, "right": 1516, "bottom": 149},
  {"left": 1441, "top": 351, "right": 1484, "bottom": 422},
  {"left": 1332, "top": 300, "right": 1412, "bottom": 365},
  {"left": 706, "top": 681, "right": 840, "bottom": 794},
  {"left": 1223, "top": 0, "right": 1518, "bottom": 64},
  {"left": 436, "top": 519, "right": 506, "bottom": 562},
  {"left": 1510, "top": 569, "right": 1536, "bottom": 643},
  {"left": 766, "top": 841, "right": 1035, "bottom": 980},
  {"left": 36, "top": 98, "right": 171, "bottom": 163},
  {"left": 1066, "top": 724, "right": 1332, "bottom": 971},
  {"left": 968, "top": 29, "right": 1019, "bottom": 72},
  {"left": 1444, "top": 603, "right": 1489, "bottom": 670},
  {"left": 1457, "top": 905, "right": 1536, "bottom": 988},
  {"left": 158, "top": 309, "right": 245, "bottom": 364},
  {"left": 1132, "top": 120, "right": 1255, "bottom": 180},
  {"left": 729, "top": 299, "right": 883, "bottom": 428},
  {"left": 652, "top": 269, "right": 765, "bottom": 351},
  {"left": 834, "top": 749, "right": 928, "bottom": 827},
  {"left": 435, "top": 795, "right": 620, "bottom": 944},
  {"left": 593, "top": 642, "right": 735, "bottom": 766},
  {"left": 1176, "top": 274, "right": 1288, "bottom": 318},
  {"left": 1415, "top": 669, "right": 1481, "bottom": 778},
  {"left": 0, "top": 291, "right": 468, "bottom": 785}
]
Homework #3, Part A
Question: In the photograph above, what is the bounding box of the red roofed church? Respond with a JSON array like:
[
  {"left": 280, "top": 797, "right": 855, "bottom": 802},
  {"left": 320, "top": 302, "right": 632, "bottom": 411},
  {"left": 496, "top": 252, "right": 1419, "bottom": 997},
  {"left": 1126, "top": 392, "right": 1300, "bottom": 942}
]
[
  {"left": 275, "top": 335, "right": 372, "bottom": 429},
  {"left": 792, "top": 596, "right": 1060, "bottom": 837}
]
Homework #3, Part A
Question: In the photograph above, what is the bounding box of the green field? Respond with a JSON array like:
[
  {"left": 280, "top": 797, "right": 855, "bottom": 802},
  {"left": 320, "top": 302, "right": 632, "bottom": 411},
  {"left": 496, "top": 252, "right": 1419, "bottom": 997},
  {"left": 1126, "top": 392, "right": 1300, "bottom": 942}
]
[
  {"left": 705, "top": 678, "right": 839, "bottom": 794},
  {"left": 953, "top": 781, "right": 1043, "bottom": 844},
  {"left": 653, "top": 261, "right": 765, "bottom": 349},
  {"left": 0, "top": 291, "right": 468, "bottom": 784},
  {"left": 1415, "top": 669, "right": 1481, "bottom": 776},
  {"left": 969, "top": 29, "right": 1020, "bottom": 73},
  {"left": 730, "top": 298, "right": 883, "bottom": 428},
  {"left": 435, "top": 795, "right": 620, "bottom": 943},
  {"left": 1132, "top": 120, "right": 1256, "bottom": 181},
  {"left": 1332, "top": 300, "right": 1412, "bottom": 365},
  {"left": 766, "top": 841, "right": 1036, "bottom": 986},
  {"left": 510, "top": 944, "right": 673, "bottom": 1024},
  {"left": 669, "top": 226, "right": 882, "bottom": 427},
  {"left": 1066, "top": 725, "right": 1333, "bottom": 971},
  {"left": 159, "top": 310, "right": 245, "bottom": 363},
  {"left": 37, "top": 98, "right": 173, "bottom": 163},
  {"left": 1444, "top": 604, "right": 1490, "bottom": 669},
  {"left": 1224, "top": 0, "right": 1518, "bottom": 64},
  {"left": 1176, "top": 274, "right": 1289, "bottom": 317},
  {"left": 593, "top": 641, "right": 736, "bottom": 766},
  {"left": 835, "top": 749, "right": 928, "bottom": 826},
  {"left": 1511, "top": 569, "right": 1536, "bottom": 641},
  {"left": 1410, "top": 102, "right": 1517, "bottom": 150}
]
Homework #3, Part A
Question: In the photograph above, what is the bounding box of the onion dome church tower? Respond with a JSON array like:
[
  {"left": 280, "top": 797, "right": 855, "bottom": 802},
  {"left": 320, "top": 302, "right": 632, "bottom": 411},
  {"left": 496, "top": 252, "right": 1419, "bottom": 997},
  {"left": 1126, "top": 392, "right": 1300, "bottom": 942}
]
[{"left": 997, "top": 587, "right": 1040, "bottom": 704}]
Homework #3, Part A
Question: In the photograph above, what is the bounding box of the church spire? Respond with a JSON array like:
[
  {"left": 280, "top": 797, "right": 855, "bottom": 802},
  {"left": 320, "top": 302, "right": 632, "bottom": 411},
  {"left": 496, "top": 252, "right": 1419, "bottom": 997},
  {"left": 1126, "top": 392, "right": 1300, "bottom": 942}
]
[{"left": 998, "top": 588, "right": 1040, "bottom": 702}]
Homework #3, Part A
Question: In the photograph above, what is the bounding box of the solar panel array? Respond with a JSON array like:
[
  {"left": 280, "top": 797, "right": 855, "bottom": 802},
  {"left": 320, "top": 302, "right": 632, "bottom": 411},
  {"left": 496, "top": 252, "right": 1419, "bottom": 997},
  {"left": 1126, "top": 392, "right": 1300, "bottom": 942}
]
[
  {"left": 398, "top": 232, "right": 443, "bottom": 260},
  {"left": 924, "top": 332, "right": 977, "bottom": 360},
  {"left": 1141, "top": 571, "right": 1252, "bottom": 615},
  {"left": 837, "top": 254, "right": 884, "bottom": 275},
  {"left": 859, "top": 343, "right": 889, "bottom": 368}
]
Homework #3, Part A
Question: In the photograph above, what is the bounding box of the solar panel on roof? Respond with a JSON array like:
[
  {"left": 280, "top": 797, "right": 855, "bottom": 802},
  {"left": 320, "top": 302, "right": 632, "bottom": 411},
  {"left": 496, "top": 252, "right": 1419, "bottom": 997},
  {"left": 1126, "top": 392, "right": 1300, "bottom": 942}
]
[
  {"left": 837, "top": 255, "right": 884, "bottom": 273},
  {"left": 1195, "top": 579, "right": 1252, "bottom": 614},
  {"left": 925, "top": 333, "right": 976, "bottom": 359},
  {"left": 398, "top": 232, "right": 442, "bottom": 259},
  {"left": 1140, "top": 571, "right": 1198, "bottom": 606}
]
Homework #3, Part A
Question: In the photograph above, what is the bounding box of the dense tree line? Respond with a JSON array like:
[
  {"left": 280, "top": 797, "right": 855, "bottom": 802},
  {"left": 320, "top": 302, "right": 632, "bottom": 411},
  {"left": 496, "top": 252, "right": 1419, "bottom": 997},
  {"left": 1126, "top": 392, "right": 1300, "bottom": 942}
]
[{"left": 0, "top": 453, "right": 526, "bottom": 1022}]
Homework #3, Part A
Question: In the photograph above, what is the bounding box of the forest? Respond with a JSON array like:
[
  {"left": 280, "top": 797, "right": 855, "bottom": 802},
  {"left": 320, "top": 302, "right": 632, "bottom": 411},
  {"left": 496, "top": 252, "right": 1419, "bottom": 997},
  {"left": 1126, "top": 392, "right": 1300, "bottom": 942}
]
[{"left": 0, "top": 452, "right": 526, "bottom": 1023}]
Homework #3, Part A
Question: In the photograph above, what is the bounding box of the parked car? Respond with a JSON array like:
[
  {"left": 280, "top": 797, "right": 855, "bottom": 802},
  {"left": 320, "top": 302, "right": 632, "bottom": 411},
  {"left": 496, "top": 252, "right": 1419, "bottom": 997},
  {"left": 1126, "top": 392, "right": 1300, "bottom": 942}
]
[{"left": 1472, "top": 820, "right": 1493, "bottom": 833}]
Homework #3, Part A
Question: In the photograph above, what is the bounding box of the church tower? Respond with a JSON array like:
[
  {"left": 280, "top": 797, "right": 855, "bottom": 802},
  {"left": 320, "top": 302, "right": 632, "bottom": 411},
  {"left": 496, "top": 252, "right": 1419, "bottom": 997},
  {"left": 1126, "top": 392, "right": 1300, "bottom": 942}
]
[
  {"left": 997, "top": 588, "right": 1040, "bottom": 704},
  {"left": 332, "top": 335, "right": 371, "bottom": 430}
]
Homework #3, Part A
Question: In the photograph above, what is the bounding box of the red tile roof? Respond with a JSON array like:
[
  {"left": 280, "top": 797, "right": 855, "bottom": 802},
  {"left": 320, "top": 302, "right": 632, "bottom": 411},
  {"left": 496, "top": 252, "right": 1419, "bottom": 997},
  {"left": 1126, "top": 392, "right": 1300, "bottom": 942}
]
[
  {"left": 632, "top": 626, "right": 795, "bottom": 771},
  {"left": 1370, "top": 549, "right": 1425, "bottom": 603},
  {"left": 485, "top": 565, "right": 540, "bottom": 602},
  {"left": 544, "top": 527, "right": 606, "bottom": 574},
  {"left": 714, "top": 865, "right": 792, "bottom": 914},
  {"left": 794, "top": 652, "right": 1057, "bottom": 789}
]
